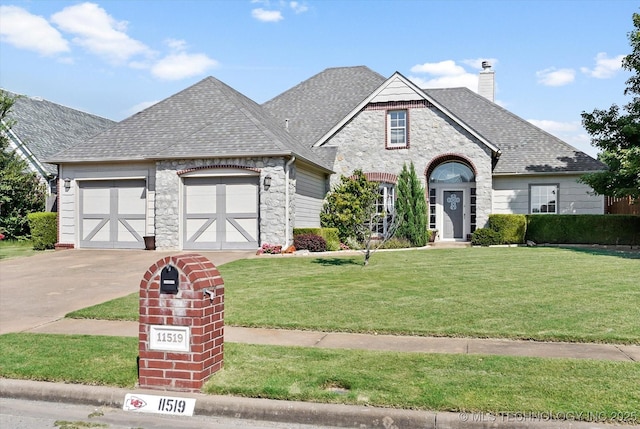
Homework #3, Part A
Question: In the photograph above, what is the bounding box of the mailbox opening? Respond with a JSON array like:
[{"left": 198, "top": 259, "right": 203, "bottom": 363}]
[{"left": 160, "top": 265, "right": 179, "bottom": 294}]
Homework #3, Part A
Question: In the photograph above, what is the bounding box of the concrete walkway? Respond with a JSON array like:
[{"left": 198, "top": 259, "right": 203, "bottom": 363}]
[{"left": 25, "top": 318, "right": 640, "bottom": 362}]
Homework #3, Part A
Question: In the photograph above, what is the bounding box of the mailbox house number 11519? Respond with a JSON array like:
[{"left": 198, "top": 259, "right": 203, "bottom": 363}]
[{"left": 149, "top": 326, "right": 190, "bottom": 352}]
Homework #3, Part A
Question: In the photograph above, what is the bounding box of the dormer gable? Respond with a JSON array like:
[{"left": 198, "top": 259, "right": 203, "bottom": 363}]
[
  {"left": 370, "top": 74, "right": 425, "bottom": 103},
  {"left": 313, "top": 72, "right": 500, "bottom": 155}
]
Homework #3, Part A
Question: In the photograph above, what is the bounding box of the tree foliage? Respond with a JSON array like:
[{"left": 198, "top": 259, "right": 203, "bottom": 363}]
[
  {"left": 579, "top": 13, "right": 640, "bottom": 198},
  {"left": 0, "top": 90, "right": 47, "bottom": 239},
  {"left": 320, "top": 169, "right": 379, "bottom": 243},
  {"left": 395, "top": 162, "right": 428, "bottom": 247}
]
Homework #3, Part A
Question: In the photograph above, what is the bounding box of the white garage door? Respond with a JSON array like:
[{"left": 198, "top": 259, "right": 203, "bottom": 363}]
[
  {"left": 183, "top": 176, "right": 259, "bottom": 250},
  {"left": 79, "top": 180, "right": 147, "bottom": 249}
]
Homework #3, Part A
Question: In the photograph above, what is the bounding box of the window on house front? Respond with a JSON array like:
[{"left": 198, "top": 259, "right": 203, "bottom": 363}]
[
  {"left": 530, "top": 184, "right": 558, "bottom": 214},
  {"left": 387, "top": 110, "right": 407, "bottom": 148},
  {"left": 374, "top": 183, "right": 395, "bottom": 235},
  {"left": 430, "top": 162, "right": 475, "bottom": 183}
]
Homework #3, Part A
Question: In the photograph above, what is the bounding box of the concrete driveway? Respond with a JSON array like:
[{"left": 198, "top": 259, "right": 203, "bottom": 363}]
[{"left": 0, "top": 249, "right": 253, "bottom": 334}]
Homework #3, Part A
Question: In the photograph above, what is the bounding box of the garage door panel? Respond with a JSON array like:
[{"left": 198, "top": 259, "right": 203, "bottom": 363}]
[
  {"left": 186, "top": 218, "right": 217, "bottom": 243},
  {"left": 184, "top": 176, "right": 258, "bottom": 250},
  {"left": 118, "top": 187, "right": 146, "bottom": 213},
  {"left": 82, "top": 218, "right": 109, "bottom": 242},
  {"left": 82, "top": 188, "right": 110, "bottom": 214},
  {"left": 79, "top": 180, "right": 146, "bottom": 249},
  {"left": 186, "top": 183, "right": 217, "bottom": 213}
]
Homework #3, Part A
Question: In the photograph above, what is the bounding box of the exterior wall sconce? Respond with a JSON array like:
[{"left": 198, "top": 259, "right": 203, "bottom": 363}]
[
  {"left": 64, "top": 177, "right": 71, "bottom": 191},
  {"left": 263, "top": 175, "right": 272, "bottom": 190}
]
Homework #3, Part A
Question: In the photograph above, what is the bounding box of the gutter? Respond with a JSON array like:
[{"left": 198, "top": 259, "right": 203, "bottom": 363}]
[{"left": 285, "top": 156, "right": 296, "bottom": 247}]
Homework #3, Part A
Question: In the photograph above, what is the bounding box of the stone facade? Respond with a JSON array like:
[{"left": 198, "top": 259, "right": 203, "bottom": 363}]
[
  {"left": 154, "top": 157, "right": 291, "bottom": 250},
  {"left": 326, "top": 104, "right": 494, "bottom": 233}
]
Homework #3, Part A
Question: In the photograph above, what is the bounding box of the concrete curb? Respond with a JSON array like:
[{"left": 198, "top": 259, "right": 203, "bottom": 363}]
[{"left": 2, "top": 379, "right": 637, "bottom": 429}]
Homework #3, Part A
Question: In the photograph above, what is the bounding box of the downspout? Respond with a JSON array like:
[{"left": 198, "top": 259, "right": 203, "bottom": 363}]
[{"left": 285, "top": 156, "right": 296, "bottom": 247}]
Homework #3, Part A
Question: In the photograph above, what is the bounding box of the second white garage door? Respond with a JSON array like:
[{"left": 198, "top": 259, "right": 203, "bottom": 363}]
[
  {"left": 79, "top": 179, "right": 147, "bottom": 249},
  {"left": 183, "top": 176, "right": 259, "bottom": 250}
]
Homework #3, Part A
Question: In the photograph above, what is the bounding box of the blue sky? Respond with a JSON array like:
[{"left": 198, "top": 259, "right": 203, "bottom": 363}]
[{"left": 0, "top": 0, "right": 636, "bottom": 158}]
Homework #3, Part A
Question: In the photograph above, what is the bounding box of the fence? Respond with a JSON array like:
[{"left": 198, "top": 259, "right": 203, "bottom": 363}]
[{"left": 606, "top": 196, "right": 640, "bottom": 215}]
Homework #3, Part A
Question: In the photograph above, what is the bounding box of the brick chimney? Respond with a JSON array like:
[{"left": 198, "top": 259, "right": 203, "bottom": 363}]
[{"left": 478, "top": 61, "right": 495, "bottom": 102}]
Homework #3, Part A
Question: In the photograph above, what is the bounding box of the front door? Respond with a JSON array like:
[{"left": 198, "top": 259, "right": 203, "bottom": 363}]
[{"left": 443, "top": 190, "right": 463, "bottom": 239}]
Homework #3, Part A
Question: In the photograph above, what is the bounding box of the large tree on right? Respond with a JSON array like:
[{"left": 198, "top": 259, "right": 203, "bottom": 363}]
[{"left": 580, "top": 13, "right": 640, "bottom": 199}]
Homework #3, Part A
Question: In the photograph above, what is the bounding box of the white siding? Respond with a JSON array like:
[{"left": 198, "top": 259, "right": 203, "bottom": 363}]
[
  {"left": 294, "top": 167, "right": 326, "bottom": 228},
  {"left": 58, "top": 163, "right": 155, "bottom": 247},
  {"left": 492, "top": 174, "right": 604, "bottom": 215},
  {"left": 371, "top": 76, "right": 423, "bottom": 103}
]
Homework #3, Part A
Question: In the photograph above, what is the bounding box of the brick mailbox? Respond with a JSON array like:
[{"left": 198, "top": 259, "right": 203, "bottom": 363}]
[{"left": 138, "top": 254, "right": 224, "bottom": 392}]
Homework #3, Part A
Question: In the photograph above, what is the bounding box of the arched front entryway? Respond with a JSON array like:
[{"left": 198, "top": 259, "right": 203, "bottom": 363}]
[{"left": 426, "top": 155, "right": 477, "bottom": 241}]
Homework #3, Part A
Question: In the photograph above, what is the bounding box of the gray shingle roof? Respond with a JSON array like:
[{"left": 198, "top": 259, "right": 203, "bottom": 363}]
[
  {"left": 262, "top": 66, "right": 386, "bottom": 147},
  {"left": 423, "top": 87, "right": 605, "bottom": 174},
  {"left": 49, "top": 77, "right": 332, "bottom": 171},
  {"left": 3, "top": 91, "right": 114, "bottom": 175}
]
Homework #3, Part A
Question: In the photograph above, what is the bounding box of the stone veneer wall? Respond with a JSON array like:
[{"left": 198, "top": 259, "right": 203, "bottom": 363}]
[
  {"left": 154, "top": 157, "right": 290, "bottom": 250},
  {"left": 327, "top": 106, "right": 494, "bottom": 229}
]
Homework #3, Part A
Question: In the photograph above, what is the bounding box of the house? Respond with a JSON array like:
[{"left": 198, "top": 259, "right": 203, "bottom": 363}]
[
  {"left": 47, "top": 65, "right": 605, "bottom": 250},
  {"left": 1, "top": 91, "right": 115, "bottom": 210}
]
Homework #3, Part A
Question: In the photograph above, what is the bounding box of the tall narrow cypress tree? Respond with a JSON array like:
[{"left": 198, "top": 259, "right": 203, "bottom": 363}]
[{"left": 396, "top": 162, "right": 428, "bottom": 246}]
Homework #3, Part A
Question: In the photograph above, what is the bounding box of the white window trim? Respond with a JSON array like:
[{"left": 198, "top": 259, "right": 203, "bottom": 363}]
[
  {"left": 529, "top": 184, "right": 559, "bottom": 214},
  {"left": 387, "top": 110, "right": 408, "bottom": 148}
]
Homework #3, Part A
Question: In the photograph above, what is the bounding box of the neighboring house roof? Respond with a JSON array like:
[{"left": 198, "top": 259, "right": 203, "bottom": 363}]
[
  {"left": 49, "top": 77, "right": 333, "bottom": 171},
  {"left": 262, "top": 66, "right": 386, "bottom": 147},
  {"left": 423, "top": 87, "right": 605, "bottom": 174},
  {"left": 2, "top": 90, "right": 114, "bottom": 177}
]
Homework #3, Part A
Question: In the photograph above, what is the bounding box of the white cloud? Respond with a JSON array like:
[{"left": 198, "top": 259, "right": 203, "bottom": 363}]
[
  {"left": 290, "top": 1, "right": 309, "bottom": 14},
  {"left": 580, "top": 52, "right": 624, "bottom": 79},
  {"left": 536, "top": 67, "right": 575, "bottom": 86},
  {"left": 409, "top": 59, "right": 485, "bottom": 91},
  {"left": 411, "top": 60, "right": 466, "bottom": 76},
  {"left": 151, "top": 52, "right": 218, "bottom": 80},
  {"left": 0, "top": 5, "right": 69, "bottom": 56},
  {"left": 252, "top": 8, "right": 283, "bottom": 22},
  {"left": 51, "top": 2, "right": 152, "bottom": 64}
]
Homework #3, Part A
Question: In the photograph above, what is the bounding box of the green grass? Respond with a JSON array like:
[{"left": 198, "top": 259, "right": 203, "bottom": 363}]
[
  {"left": 0, "top": 239, "right": 36, "bottom": 259},
  {"left": 68, "top": 247, "right": 640, "bottom": 344},
  {"left": 0, "top": 334, "right": 138, "bottom": 387},
  {"left": 0, "top": 333, "right": 638, "bottom": 423}
]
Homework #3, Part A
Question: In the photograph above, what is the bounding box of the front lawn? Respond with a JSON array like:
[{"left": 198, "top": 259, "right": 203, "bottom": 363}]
[
  {"left": 0, "top": 239, "right": 36, "bottom": 259},
  {"left": 67, "top": 247, "right": 640, "bottom": 344},
  {"left": 0, "top": 333, "right": 638, "bottom": 423}
]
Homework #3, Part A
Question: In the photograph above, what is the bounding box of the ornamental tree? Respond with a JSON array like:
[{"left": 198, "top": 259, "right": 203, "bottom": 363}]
[
  {"left": 320, "top": 169, "right": 379, "bottom": 243},
  {"left": 395, "top": 162, "right": 428, "bottom": 247},
  {"left": 579, "top": 13, "right": 640, "bottom": 199}
]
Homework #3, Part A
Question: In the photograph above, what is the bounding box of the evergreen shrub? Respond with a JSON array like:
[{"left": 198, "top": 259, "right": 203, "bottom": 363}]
[
  {"left": 27, "top": 212, "right": 57, "bottom": 250},
  {"left": 488, "top": 214, "right": 527, "bottom": 244},
  {"left": 526, "top": 214, "right": 640, "bottom": 245},
  {"left": 471, "top": 227, "right": 501, "bottom": 246}
]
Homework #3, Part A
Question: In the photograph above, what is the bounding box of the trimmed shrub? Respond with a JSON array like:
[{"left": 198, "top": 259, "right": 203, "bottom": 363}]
[
  {"left": 471, "top": 227, "right": 501, "bottom": 246},
  {"left": 488, "top": 214, "right": 527, "bottom": 244},
  {"left": 526, "top": 214, "right": 640, "bottom": 246},
  {"left": 293, "top": 233, "right": 327, "bottom": 252},
  {"left": 27, "top": 212, "right": 57, "bottom": 250},
  {"left": 293, "top": 227, "right": 340, "bottom": 251}
]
